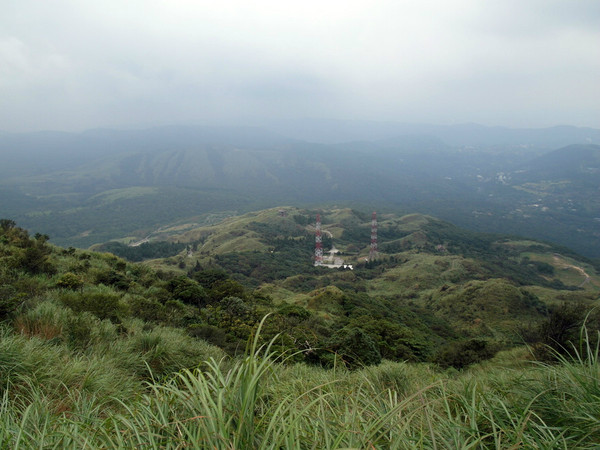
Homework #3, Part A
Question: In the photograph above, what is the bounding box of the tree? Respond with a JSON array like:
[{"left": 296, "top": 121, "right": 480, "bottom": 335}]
[
  {"left": 325, "top": 327, "right": 382, "bottom": 369},
  {"left": 167, "top": 277, "right": 208, "bottom": 307},
  {"left": 0, "top": 219, "right": 16, "bottom": 232},
  {"left": 534, "top": 302, "right": 598, "bottom": 361},
  {"left": 56, "top": 272, "right": 84, "bottom": 291}
]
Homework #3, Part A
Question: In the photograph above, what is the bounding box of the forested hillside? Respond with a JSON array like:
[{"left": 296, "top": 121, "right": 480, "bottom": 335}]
[
  {"left": 1, "top": 126, "right": 599, "bottom": 257},
  {"left": 1, "top": 211, "right": 600, "bottom": 446},
  {"left": 4, "top": 207, "right": 600, "bottom": 368}
]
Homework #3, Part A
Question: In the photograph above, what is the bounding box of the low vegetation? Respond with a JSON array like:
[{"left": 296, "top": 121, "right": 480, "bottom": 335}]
[
  {"left": 1, "top": 212, "right": 599, "bottom": 447},
  {"left": 2, "top": 319, "right": 600, "bottom": 447}
]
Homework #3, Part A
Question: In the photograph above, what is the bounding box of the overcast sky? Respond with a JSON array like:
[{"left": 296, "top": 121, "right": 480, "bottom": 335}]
[{"left": 1, "top": 0, "right": 599, "bottom": 132}]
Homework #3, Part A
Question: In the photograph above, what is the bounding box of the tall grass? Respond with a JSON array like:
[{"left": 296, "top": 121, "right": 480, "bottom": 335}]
[{"left": 1, "top": 322, "right": 599, "bottom": 448}]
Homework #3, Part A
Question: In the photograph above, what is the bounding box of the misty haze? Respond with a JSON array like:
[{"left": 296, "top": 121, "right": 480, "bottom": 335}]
[{"left": 1, "top": 1, "right": 600, "bottom": 448}]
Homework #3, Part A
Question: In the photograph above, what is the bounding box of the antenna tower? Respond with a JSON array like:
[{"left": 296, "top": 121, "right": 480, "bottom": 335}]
[
  {"left": 314, "top": 213, "right": 323, "bottom": 266},
  {"left": 369, "top": 211, "right": 378, "bottom": 261}
]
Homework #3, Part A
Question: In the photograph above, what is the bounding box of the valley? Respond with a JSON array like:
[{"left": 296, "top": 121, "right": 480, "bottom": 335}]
[
  {"left": 1, "top": 125, "right": 599, "bottom": 258},
  {"left": 4, "top": 0, "right": 599, "bottom": 444},
  {"left": 1, "top": 124, "right": 600, "bottom": 447}
]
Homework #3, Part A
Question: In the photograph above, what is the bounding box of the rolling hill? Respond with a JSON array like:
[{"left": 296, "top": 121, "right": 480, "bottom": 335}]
[
  {"left": 96, "top": 207, "right": 600, "bottom": 358},
  {"left": 1, "top": 125, "right": 599, "bottom": 257},
  {"left": 2, "top": 213, "right": 600, "bottom": 447}
]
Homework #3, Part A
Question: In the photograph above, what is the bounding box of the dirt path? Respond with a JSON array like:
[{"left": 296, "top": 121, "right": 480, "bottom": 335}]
[
  {"left": 130, "top": 236, "right": 151, "bottom": 247},
  {"left": 128, "top": 225, "right": 173, "bottom": 247},
  {"left": 553, "top": 254, "right": 591, "bottom": 287},
  {"left": 305, "top": 225, "right": 333, "bottom": 238}
]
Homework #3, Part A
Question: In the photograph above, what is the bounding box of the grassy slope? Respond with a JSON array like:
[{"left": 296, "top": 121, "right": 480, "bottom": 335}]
[
  {"left": 2, "top": 327, "right": 600, "bottom": 448},
  {"left": 144, "top": 207, "right": 600, "bottom": 343},
  {"left": 2, "top": 213, "right": 600, "bottom": 447}
]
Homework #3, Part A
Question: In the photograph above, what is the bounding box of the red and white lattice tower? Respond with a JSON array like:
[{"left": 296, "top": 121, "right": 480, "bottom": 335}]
[
  {"left": 314, "top": 213, "right": 323, "bottom": 266},
  {"left": 369, "top": 211, "right": 378, "bottom": 261}
]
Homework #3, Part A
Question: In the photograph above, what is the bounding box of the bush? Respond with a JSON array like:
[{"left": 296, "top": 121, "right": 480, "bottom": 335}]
[
  {"left": 534, "top": 302, "right": 599, "bottom": 361},
  {"left": 434, "top": 338, "right": 498, "bottom": 369},
  {"left": 0, "top": 285, "right": 24, "bottom": 319},
  {"left": 18, "top": 245, "right": 56, "bottom": 275},
  {"left": 66, "top": 311, "right": 101, "bottom": 349},
  {"left": 126, "top": 295, "right": 167, "bottom": 323},
  {"left": 167, "top": 277, "right": 208, "bottom": 307},
  {"left": 277, "top": 304, "right": 311, "bottom": 321},
  {"left": 59, "top": 288, "right": 123, "bottom": 322},
  {"left": 191, "top": 268, "right": 230, "bottom": 289},
  {"left": 93, "top": 269, "right": 130, "bottom": 290},
  {"left": 56, "top": 272, "right": 83, "bottom": 290},
  {"left": 324, "top": 327, "right": 382, "bottom": 369},
  {"left": 188, "top": 324, "right": 228, "bottom": 347},
  {"left": 210, "top": 279, "right": 247, "bottom": 301}
]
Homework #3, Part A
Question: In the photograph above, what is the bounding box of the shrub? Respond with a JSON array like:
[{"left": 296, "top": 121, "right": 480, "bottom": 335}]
[
  {"left": 167, "top": 276, "right": 208, "bottom": 307},
  {"left": 59, "top": 288, "right": 123, "bottom": 322},
  {"left": 125, "top": 295, "right": 167, "bottom": 323},
  {"left": 56, "top": 272, "right": 83, "bottom": 290},
  {"left": 190, "top": 268, "right": 230, "bottom": 289},
  {"left": 66, "top": 312, "right": 100, "bottom": 349},
  {"left": 0, "top": 285, "right": 24, "bottom": 319},
  {"left": 13, "top": 275, "right": 51, "bottom": 297},
  {"left": 18, "top": 245, "right": 57, "bottom": 275},
  {"left": 188, "top": 324, "right": 228, "bottom": 347},
  {"left": 324, "top": 327, "right": 382, "bottom": 369},
  {"left": 434, "top": 338, "right": 498, "bottom": 369},
  {"left": 277, "top": 304, "right": 311, "bottom": 322},
  {"left": 210, "top": 279, "right": 247, "bottom": 301},
  {"left": 93, "top": 268, "right": 130, "bottom": 290},
  {"left": 534, "top": 302, "right": 599, "bottom": 361}
]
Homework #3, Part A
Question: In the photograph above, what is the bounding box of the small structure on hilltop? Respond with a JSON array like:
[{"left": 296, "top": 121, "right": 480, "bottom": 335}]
[
  {"left": 313, "top": 215, "right": 353, "bottom": 269},
  {"left": 326, "top": 245, "right": 340, "bottom": 263},
  {"left": 324, "top": 245, "right": 346, "bottom": 267}
]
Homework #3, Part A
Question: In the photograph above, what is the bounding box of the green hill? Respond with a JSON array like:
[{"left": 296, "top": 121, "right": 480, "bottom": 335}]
[
  {"left": 2, "top": 213, "right": 600, "bottom": 447},
  {"left": 98, "top": 207, "right": 600, "bottom": 352},
  {"left": 3, "top": 126, "right": 600, "bottom": 257}
]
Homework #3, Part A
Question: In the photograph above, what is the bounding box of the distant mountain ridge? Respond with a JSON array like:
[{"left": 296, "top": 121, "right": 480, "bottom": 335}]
[
  {"left": 1, "top": 124, "right": 599, "bottom": 256},
  {"left": 0, "top": 125, "right": 293, "bottom": 179},
  {"left": 267, "top": 119, "right": 600, "bottom": 147},
  {"left": 515, "top": 144, "right": 600, "bottom": 181}
]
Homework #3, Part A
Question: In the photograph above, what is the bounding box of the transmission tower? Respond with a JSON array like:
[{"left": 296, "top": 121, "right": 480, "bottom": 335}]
[
  {"left": 314, "top": 213, "right": 323, "bottom": 266},
  {"left": 369, "top": 211, "right": 378, "bottom": 261}
]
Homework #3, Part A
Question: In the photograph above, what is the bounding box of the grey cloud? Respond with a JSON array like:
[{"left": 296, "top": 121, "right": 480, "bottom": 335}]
[{"left": 1, "top": 1, "right": 598, "bottom": 132}]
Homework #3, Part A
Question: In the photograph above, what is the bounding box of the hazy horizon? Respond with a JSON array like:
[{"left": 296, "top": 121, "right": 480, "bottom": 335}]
[
  {"left": 2, "top": 1, "right": 599, "bottom": 133},
  {"left": 3, "top": 118, "right": 600, "bottom": 137}
]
